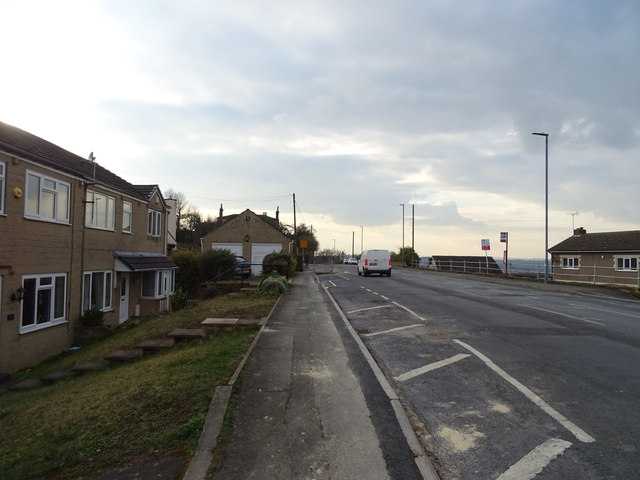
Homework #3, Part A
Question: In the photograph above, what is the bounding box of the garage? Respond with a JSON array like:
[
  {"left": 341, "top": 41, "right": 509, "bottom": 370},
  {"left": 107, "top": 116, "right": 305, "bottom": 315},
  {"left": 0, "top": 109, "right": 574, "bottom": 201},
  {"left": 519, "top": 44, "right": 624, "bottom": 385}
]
[
  {"left": 251, "top": 243, "right": 283, "bottom": 276},
  {"left": 211, "top": 243, "right": 243, "bottom": 257}
]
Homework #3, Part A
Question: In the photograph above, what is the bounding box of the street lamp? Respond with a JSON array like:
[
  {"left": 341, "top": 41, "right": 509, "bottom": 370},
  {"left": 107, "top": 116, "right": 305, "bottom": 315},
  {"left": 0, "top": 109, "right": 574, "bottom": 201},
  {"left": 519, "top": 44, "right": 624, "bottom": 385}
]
[
  {"left": 360, "top": 225, "right": 363, "bottom": 253},
  {"left": 400, "top": 203, "right": 405, "bottom": 267},
  {"left": 532, "top": 132, "right": 549, "bottom": 284}
]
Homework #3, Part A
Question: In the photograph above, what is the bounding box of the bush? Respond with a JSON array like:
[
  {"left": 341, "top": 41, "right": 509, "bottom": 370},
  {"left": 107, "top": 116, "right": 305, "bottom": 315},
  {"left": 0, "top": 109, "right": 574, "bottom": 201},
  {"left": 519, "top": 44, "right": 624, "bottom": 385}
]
[
  {"left": 259, "top": 273, "right": 289, "bottom": 295},
  {"left": 171, "top": 249, "right": 201, "bottom": 294},
  {"left": 262, "top": 253, "right": 296, "bottom": 278},
  {"left": 197, "top": 249, "right": 236, "bottom": 281},
  {"left": 171, "top": 287, "right": 189, "bottom": 310},
  {"left": 79, "top": 307, "right": 105, "bottom": 326}
]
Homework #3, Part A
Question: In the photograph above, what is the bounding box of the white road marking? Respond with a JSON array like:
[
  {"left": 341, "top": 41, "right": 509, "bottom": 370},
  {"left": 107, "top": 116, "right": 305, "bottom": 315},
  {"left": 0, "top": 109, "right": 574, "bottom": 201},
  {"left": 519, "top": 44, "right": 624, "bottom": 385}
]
[
  {"left": 496, "top": 438, "right": 572, "bottom": 480},
  {"left": 348, "top": 305, "right": 394, "bottom": 314},
  {"left": 381, "top": 295, "right": 390, "bottom": 300},
  {"left": 394, "top": 354, "right": 471, "bottom": 382},
  {"left": 519, "top": 304, "right": 606, "bottom": 326},
  {"left": 453, "top": 339, "right": 595, "bottom": 443},
  {"left": 392, "top": 301, "right": 427, "bottom": 321},
  {"left": 365, "top": 324, "right": 424, "bottom": 337},
  {"left": 569, "top": 303, "right": 640, "bottom": 319},
  {"left": 328, "top": 281, "right": 337, "bottom": 287}
]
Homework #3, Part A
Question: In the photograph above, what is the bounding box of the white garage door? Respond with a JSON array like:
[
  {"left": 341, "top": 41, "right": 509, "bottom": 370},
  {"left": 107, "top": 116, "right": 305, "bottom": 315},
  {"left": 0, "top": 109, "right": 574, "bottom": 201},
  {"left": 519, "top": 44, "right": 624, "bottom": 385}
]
[
  {"left": 251, "top": 243, "right": 282, "bottom": 276},
  {"left": 211, "top": 243, "right": 243, "bottom": 257}
]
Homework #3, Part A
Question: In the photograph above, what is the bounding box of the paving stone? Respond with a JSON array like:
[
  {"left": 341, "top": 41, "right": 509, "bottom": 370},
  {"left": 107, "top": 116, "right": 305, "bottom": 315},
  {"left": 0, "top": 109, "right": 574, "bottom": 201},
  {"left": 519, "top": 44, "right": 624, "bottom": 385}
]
[
  {"left": 104, "top": 349, "right": 143, "bottom": 362},
  {"left": 169, "top": 328, "right": 206, "bottom": 340},
  {"left": 201, "top": 318, "right": 239, "bottom": 326},
  {"left": 9, "top": 378, "right": 44, "bottom": 391},
  {"left": 72, "top": 360, "right": 108, "bottom": 373},
  {"left": 40, "top": 370, "right": 77, "bottom": 384},
  {"left": 135, "top": 338, "right": 176, "bottom": 351},
  {"left": 236, "top": 318, "right": 261, "bottom": 326}
]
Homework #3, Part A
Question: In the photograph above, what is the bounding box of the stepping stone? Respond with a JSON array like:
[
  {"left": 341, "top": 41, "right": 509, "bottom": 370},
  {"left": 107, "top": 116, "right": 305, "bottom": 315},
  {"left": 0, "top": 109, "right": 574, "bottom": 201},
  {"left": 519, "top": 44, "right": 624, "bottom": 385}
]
[
  {"left": 237, "top": 318, "right": 261, "bottom": 326},
  {"left": 168, "top": 328, "right": 206, "bottom": 340},
  {"left": 40, "top": 370, "right": 77, "bottom": 384},
  {"left": 72, "top": 360, "right": 108, "bottom": 373},
  {"left": 9, "top": 378, "right": 43, "bottom": 391},
  {"left": 135, "top": 338, "right": 175, "bottom": 351},
  {"left": 201, "top": 318, "right": 239, "bottom": 328},
  {"left": 104, "top": 349, "right": 143, "bottom": 362}
]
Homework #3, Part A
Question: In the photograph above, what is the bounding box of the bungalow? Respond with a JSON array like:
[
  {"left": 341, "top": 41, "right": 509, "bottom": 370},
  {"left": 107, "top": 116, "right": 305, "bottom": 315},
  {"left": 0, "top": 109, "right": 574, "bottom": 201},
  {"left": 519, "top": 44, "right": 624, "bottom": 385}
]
[
  {"left": 549, "top": 228, "right": 640, "bottom": 288},
  {"left": 201, "top": 207, "right": 291, "bottom": 275},
  {"left": 0, "top": 121, "right": 176, "bottom": 373}
]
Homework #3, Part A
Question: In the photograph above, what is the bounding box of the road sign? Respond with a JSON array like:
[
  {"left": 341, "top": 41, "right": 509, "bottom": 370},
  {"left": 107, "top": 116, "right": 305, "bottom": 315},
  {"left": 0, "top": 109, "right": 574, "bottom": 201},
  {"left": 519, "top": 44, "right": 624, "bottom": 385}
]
[
  {"left": 481, "top": 239, "right": 490, "bottom": 251},
  {"left": 500, "top": 232, "right": 508, "bottom": 243}
]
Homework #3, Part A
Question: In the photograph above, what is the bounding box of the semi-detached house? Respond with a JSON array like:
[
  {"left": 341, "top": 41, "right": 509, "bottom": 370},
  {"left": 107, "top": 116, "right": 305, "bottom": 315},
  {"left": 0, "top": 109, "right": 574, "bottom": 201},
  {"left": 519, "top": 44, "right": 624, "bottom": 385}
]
[{"left": 0, "top": 121, "right": 176, "bottom": 373}]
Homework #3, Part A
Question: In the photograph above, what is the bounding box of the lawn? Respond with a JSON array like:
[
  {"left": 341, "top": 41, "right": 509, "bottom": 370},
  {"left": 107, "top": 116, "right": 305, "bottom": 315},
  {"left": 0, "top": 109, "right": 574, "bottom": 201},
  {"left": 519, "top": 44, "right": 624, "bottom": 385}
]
[{"left": 0, "top": 291, "right": 277, "bottom": 480}]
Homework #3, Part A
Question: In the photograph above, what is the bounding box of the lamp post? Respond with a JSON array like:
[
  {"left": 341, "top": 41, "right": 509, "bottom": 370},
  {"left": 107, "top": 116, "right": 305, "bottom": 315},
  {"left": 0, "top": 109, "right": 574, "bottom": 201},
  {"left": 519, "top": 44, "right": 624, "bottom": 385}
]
[
  {"left": 532, "top": 132, "right": 549, "bottom": 284},
  {"left": 400, "top": 204, "right": 405, "bottom": 267},
  {"left": 360, "top": 225, "right": 363, "bottom": 253}
]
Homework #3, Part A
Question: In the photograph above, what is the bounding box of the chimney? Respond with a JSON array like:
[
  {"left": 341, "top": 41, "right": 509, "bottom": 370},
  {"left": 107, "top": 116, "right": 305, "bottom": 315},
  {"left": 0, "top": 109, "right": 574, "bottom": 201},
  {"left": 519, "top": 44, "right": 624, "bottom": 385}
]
[
  {"left": 276, "top": 206, "right": 280, "bottom": 222},
  {"left": 573, "top": 227, "right": 586, "bottom": 236},
  {"left": 218, "top": 204, "right": 223, "bottom": 222}
]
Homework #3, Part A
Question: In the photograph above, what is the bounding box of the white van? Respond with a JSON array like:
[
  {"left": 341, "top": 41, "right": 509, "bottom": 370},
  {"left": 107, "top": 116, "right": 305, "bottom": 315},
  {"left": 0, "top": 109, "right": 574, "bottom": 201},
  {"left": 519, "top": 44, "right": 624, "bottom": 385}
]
[{"left": 358, "top": 249, "right": 392, "bottom": 277}]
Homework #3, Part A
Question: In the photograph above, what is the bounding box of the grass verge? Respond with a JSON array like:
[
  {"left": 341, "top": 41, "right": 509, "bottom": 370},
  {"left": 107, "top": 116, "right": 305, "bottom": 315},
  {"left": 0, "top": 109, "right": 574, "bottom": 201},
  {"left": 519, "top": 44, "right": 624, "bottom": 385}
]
[{"left": 0, "top": 291, "right": 278, "bottom": 480}]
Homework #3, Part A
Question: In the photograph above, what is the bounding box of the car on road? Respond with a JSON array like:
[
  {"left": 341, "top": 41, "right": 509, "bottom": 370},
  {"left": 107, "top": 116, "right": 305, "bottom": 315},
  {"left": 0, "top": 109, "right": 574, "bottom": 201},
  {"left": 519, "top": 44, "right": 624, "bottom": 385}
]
[
  {"left": 346, "top": 257, "right": 358, "bottom": 265},
  {"left": 234, "top": 256, "right": 252, "bottom": 279},
  {"left": 358, "top": 249, "right": 392, "bottom": 276}
]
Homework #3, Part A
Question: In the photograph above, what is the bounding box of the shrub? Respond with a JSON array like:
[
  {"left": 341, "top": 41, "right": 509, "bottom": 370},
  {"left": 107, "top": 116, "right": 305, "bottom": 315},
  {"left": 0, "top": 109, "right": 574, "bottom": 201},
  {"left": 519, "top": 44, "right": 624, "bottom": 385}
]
[
  {"left": 197, "top": 249, "right": 236, "bottom": 281},
  {"left": 79, "top": 307, "right": 105, "bottom": 326},
  {"left": 171, "top": 249, "right": 201, "bottom": 294},
  {"left": 259, "top": 273, "right": 289, "bottom": 295},
  {"left": 262, "top": 253, "right": 296, "bottom": 278},
  {"left": 171, "top": 287, "right": 189, "bottom": 310}
]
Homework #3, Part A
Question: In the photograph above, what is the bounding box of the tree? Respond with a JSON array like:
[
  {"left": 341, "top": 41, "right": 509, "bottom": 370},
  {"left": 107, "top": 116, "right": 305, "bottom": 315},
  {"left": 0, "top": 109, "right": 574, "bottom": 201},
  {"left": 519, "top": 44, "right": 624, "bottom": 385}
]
[{"left": 391, "top": 246, "right": 420, "bottom": 267}]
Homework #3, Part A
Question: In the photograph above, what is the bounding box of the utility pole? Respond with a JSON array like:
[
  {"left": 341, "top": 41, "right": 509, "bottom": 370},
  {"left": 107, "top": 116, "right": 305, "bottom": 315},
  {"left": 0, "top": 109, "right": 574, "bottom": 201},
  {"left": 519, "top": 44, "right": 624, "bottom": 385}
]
[
  {"left": 411, "top": 204, "right": 415, "bottom": 253},
  {"left": 293, "top": 193, "right": 297, "bottom": 255},
  {"left": 400, "top": 203, "right": 405, "bottom": 267}
]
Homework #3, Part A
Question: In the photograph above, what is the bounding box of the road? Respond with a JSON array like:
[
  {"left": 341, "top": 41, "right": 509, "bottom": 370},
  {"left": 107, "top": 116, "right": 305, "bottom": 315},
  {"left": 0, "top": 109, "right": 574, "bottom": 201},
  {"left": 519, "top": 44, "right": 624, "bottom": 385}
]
[{"left": 318, "top": 265, "right": 640, "bottom": 480}]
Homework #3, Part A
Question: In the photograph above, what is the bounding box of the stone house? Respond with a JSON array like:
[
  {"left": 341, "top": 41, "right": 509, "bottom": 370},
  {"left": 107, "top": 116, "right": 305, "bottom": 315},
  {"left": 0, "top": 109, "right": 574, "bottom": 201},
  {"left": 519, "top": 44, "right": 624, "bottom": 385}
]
[
  {"left": 0, "top": 121, "right": 176, "bottom": 373},
  {"left": 549, "top": 228, "right": 640, "bottom": 288},
  {"left": 201, "top": 207, "right": 291, "bottom": 275}
]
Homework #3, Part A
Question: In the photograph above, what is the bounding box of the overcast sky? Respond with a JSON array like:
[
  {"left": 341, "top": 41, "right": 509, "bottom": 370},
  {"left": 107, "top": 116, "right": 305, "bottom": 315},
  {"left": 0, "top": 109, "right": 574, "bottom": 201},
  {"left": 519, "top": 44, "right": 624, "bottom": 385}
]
[{"left": 2, "top": 0, "right": 638, "bottom": 259}]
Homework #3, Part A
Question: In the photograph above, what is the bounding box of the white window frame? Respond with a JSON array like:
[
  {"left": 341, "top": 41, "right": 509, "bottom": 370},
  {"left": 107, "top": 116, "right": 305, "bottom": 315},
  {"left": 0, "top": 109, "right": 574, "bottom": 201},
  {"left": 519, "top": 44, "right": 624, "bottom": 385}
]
[
  {"left": 615, "top": 256, "right": 638, "bottom": 272},
  {"left": 122, "top": 201, "right": 133, "bottom": 233},
  {"left": 561, "top": 257, "right": 580, "bottom": 269},
  {"left": 141, "top": 269, "right": 175, "bottom": 299},
  {"left": 0, "top": 160, "right": 5, "bottom": 214},
  {"left": 24, "top": 170, "right": 70, "bottom": 223},
  {"left": 20, "top": 273, "right": 67, "bottom": 333},
  {"left": 85, "top": 189, "right": 115, "bottom": 230},
  {"left": 148, "top": 209, "right": 162, "bottom": 237},
  {"left": 82, "top": 271, "right": 113, "bottom": 312}
]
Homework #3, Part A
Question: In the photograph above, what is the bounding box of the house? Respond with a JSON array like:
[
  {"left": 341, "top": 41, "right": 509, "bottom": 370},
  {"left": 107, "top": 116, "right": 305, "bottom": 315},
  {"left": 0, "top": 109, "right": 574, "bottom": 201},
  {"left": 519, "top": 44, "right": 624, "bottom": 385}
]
[
  {"left": 0, "top": 121, "right": 176, "bottom": 373},
  {"left": 549, "top": 228, "right": 640, "bottom": 288},
  {"left": 200, "top": 207, "right": 291, "bottom": 275}
]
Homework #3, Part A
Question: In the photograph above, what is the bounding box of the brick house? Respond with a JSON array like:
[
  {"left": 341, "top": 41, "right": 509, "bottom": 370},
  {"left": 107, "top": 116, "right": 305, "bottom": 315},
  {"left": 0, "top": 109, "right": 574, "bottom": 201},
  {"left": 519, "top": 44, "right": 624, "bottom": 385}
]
[
  {"left": 201, "top": 207, "right": 291, "bottom": 275},
  {"left": 549, "top": 228, "right": 640, "bottom": 288},
  {"left": 0, "top": 121, "right": 176, "bottom": 373}
]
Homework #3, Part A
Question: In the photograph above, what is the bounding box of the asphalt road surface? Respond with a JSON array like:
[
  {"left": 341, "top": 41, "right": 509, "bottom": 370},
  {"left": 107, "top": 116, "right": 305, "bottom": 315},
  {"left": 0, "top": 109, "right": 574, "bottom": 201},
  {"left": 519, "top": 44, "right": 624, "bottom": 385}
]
[{"left": 318, "top": 265, "right": 640, "bottom": 480}]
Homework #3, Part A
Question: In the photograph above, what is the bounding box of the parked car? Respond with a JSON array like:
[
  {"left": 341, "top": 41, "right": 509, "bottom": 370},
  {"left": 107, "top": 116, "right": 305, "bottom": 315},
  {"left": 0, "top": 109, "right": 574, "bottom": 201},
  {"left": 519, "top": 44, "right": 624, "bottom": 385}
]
[
  {"left": 358, "top": 249, "right": 392, "bottom": 277},
  {"left": 235, "top": 256, "right": 252, "bottom": 279}
]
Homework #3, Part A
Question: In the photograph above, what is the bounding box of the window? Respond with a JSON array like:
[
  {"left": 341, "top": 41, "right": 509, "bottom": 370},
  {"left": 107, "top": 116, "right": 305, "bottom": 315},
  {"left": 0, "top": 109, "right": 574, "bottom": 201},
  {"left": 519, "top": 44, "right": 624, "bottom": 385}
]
[
  {"left": 85, "top": 190, "right": 115, "bottom": 230},
  {"left": 141, "top": 269, "right": 175, "bottom": 298},
  {"left": 25, "top": 171, "right": 70, "bottom": 222},
  {"left": 122, "top": 201, "right": 132, "bottom": 233},
  {"left": 20, "top": 274, "right": 67, "bottom": 333},
  {"left": 0, "top": 161, "right": 5, "bottom": 213},
  {"left": 616, "top": 256, "right": 638, "bottom": 271},
  {"left": 83, "top": 271, "right": 113, "bottom": 312},
  {"left": 562, "top": 257, "right": 579, "bottom": 269},
  {"left": 148, "top": 209, "right": 162, "bottom": 237}
]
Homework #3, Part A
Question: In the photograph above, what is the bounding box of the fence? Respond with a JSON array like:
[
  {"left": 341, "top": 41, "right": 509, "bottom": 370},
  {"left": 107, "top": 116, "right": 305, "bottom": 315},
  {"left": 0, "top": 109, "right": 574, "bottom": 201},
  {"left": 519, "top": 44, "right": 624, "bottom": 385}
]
[{"left": 552, "top": 264, "right": 640, "bottom": 288}]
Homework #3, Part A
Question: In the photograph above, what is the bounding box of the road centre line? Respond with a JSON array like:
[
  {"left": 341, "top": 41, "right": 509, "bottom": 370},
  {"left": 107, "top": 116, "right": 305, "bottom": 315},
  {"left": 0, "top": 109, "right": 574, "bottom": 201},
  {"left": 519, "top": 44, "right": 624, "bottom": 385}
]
[
  {"left": 569, "top": 303, "right": 640, "bottom": 319},
  {"left": 348, "top": 305, "right": 394, "bottom": 314},
  {"left": 453, "top": 339, "right": 595, "bottom": 443},
  {"left": 518, "top": 304, "right": 606, "bottom": 326},
  {"left": 392, "top": 301, "right": 427, "bottom": 321},
  {"left": 394, "top": 354, "right": 471, "bottom": 382},
  {"left": 496, "top": 438, "right": 572, "bottom": 480},
  {"left": 365, "top": 324, "right": 424, "bottom": 337}
]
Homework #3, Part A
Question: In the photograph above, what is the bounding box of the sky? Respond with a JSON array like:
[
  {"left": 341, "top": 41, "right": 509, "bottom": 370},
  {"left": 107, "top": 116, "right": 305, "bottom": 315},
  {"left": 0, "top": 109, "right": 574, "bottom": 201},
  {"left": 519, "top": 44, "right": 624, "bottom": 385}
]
[{"left": 2, "top": 0, "right": 638, "bottom": 259}]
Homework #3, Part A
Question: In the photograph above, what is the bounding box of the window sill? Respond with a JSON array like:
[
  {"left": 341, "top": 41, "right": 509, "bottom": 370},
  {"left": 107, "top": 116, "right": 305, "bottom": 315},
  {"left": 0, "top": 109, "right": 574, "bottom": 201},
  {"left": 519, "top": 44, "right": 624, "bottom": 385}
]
[{"left": 20, "top": 319, "right": 68, "bottom": 335}]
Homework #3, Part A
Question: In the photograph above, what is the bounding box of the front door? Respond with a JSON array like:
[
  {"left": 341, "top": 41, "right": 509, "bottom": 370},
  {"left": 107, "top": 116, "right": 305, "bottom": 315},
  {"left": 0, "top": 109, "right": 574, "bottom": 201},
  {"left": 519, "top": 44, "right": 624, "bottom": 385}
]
[{"left": 119, "top": 273, "right": 129, "bottom": 323}]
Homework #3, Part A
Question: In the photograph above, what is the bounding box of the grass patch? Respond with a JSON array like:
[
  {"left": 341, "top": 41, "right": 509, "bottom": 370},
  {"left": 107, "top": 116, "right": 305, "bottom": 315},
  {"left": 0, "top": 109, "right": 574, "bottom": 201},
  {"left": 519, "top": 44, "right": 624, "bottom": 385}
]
[{"left": 0, "top": 291, "right": 277, "bottom": 480}]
